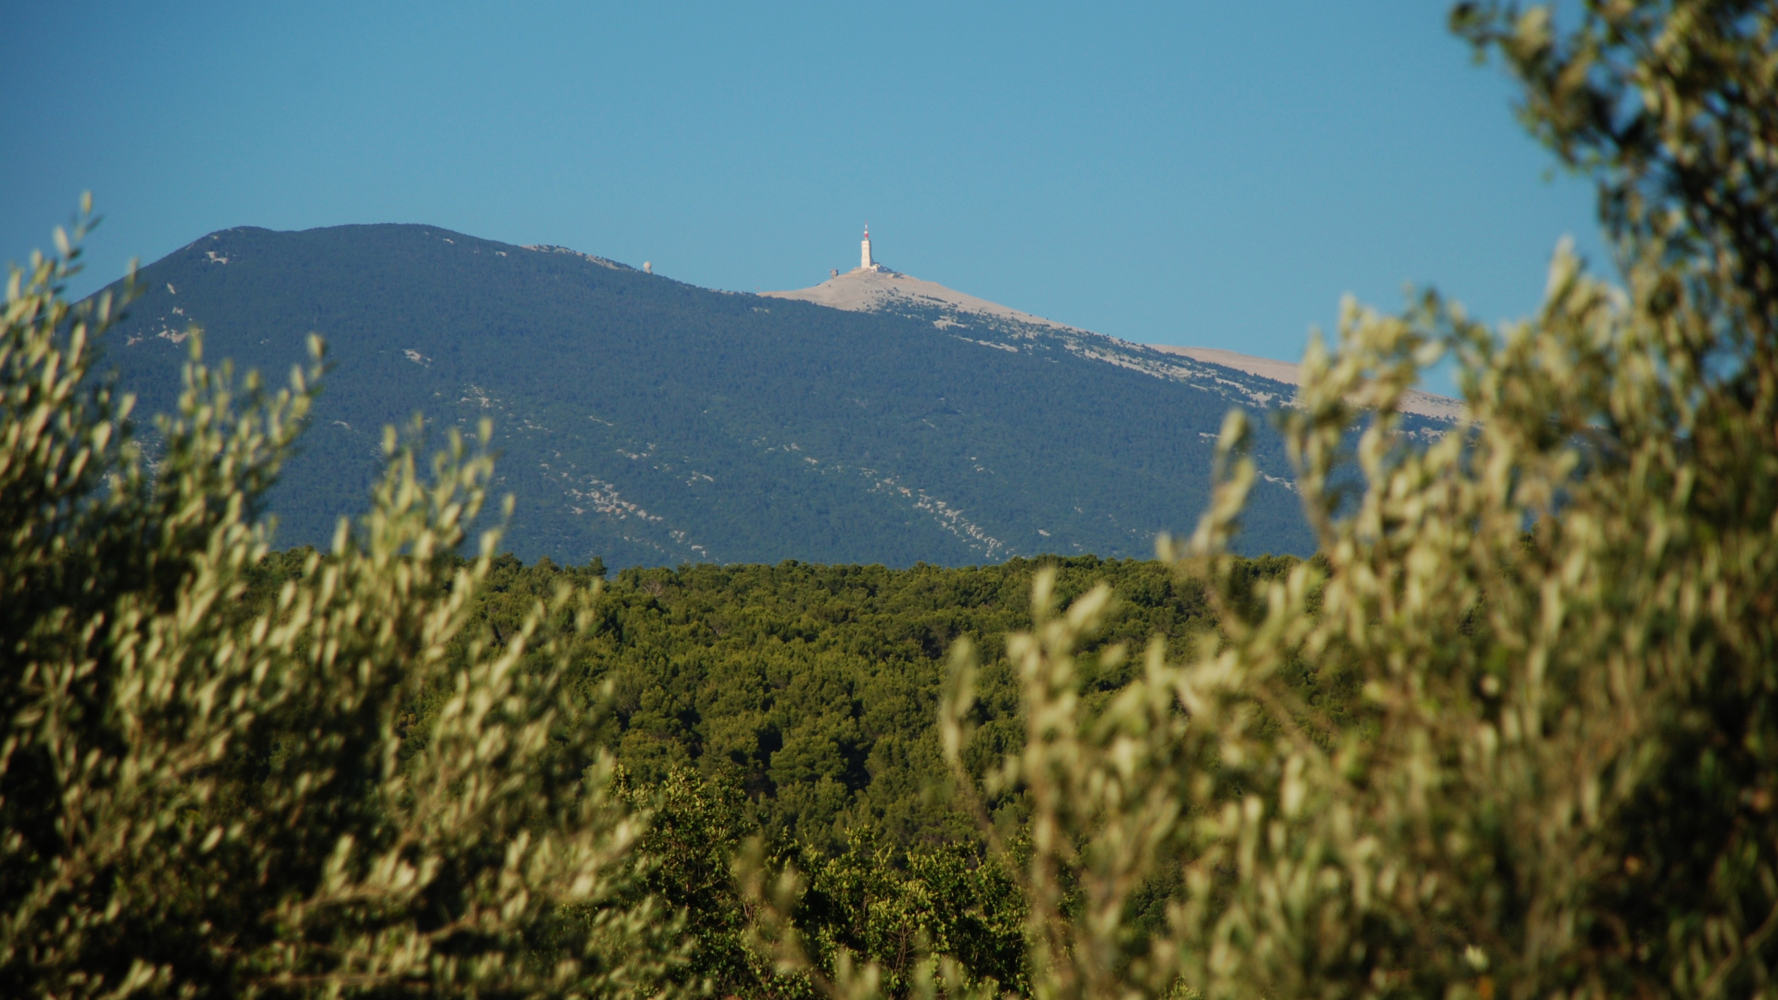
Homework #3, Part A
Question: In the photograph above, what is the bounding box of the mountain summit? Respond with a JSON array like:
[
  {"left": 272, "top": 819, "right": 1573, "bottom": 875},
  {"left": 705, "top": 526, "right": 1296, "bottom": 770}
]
[
  {"left": 764, "top": 226, "right": 1115, "bottom": 333},
  {"left": 766, "top": 231, "right": 1462, "bottom": 422},
  {"left": 765, "top": 263, "right": 1080, "bottom": 335}
]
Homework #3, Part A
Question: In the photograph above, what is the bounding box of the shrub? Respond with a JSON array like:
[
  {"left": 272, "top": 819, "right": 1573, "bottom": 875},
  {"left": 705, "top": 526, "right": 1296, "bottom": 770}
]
[
  {"left": 0, "top": 204, "right": 686, "bottom": 998},
  {"left": 939, "top": 4, "right": 1778, "bottom": 999}
]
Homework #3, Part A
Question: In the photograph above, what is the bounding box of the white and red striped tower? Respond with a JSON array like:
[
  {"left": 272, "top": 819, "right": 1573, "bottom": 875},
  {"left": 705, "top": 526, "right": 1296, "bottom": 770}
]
[{"left": 860, "top": 224, "right": 873, "bottom": 270}]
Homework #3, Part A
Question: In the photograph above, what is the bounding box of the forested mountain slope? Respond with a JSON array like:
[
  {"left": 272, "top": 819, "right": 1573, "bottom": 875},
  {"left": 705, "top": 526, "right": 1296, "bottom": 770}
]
[{"left": 95, "top": 224, "right": 1416, "bottom": 566}]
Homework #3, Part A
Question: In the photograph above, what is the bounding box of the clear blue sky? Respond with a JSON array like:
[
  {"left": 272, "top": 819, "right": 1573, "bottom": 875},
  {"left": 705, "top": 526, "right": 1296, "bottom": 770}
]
[{"left": 3, "top": 2, "right": 1606, "bottom": 395}]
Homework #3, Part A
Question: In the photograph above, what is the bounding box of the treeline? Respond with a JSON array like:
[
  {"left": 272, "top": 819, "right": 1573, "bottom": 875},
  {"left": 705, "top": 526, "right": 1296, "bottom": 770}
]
[{"left": 239, "top": 550, "right": 1337, "bottom": 997}]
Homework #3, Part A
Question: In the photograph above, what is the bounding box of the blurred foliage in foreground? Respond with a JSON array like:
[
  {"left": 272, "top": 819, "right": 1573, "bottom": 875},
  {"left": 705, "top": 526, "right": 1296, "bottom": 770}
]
[
  {"left": 910, "top": 3, "right": 1776, "bottom": 1000},
  {"left": 5, "top": 1, "right": 1776, "bottom": 998},
  {"left": 0, "top": 210, "right": 691, "bottom": 994}
]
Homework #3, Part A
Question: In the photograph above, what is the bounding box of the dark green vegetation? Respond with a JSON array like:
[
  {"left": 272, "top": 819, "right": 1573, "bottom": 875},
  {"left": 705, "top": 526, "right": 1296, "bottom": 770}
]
[
  {"left": 238, "top": 548, "right": 1325, "bottom": 998},
  {"left": 284, "top": 551, "right": 1311, "bottom": 848},
  {"left": 94, "top": 225, "right": 1335, "bottom": 567}
]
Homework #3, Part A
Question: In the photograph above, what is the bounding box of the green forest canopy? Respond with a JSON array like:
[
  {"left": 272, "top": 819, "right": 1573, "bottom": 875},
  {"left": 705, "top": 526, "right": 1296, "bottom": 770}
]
[{"left": 241, "top": 549, "right": 1325, "bottom": 999}]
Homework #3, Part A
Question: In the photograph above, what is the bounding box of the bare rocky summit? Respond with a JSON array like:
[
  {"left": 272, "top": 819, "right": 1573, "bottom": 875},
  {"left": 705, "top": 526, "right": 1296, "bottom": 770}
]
[{"left": 768, "top": 264, "right": 1464, "bottom": 422}]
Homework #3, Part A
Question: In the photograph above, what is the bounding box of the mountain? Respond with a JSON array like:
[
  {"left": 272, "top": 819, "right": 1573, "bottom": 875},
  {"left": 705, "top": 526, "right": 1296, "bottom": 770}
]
[{"left": 93, "top": 224, "right": 1449, "bottom": 568}]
